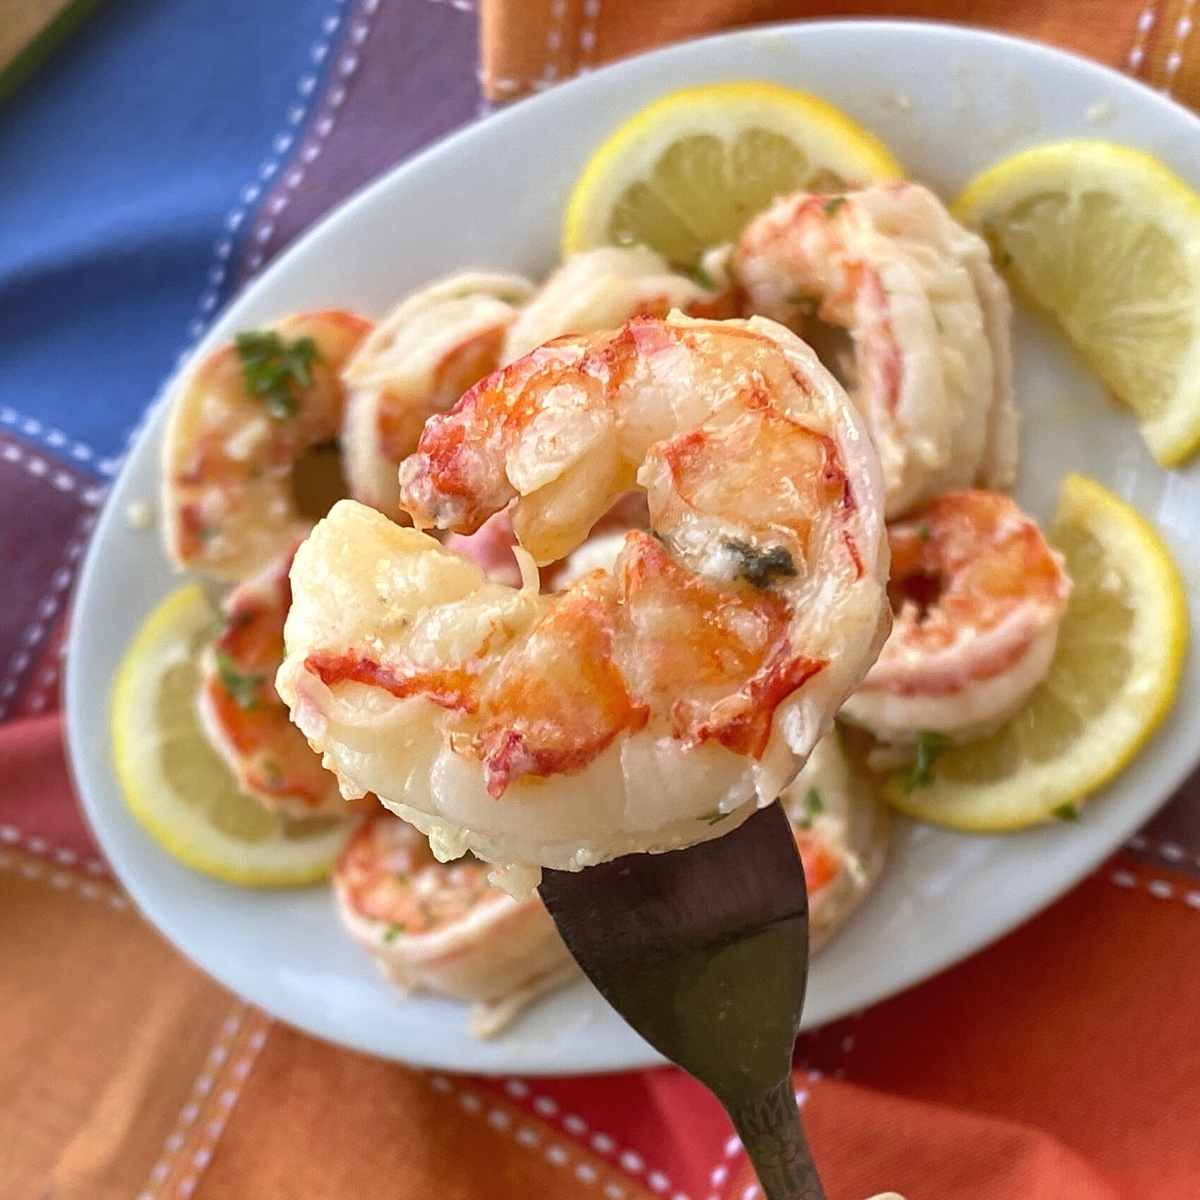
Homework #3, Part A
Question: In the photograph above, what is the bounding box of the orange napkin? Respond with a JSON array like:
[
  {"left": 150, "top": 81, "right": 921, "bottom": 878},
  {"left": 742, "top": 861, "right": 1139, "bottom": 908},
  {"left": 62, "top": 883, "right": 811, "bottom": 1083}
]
[
  {"left": 8, "top": 774, "right": 1200, "bottom": 1199},
  {"left": 481, "top": 0, "right": 1200, "bottom": 106}
]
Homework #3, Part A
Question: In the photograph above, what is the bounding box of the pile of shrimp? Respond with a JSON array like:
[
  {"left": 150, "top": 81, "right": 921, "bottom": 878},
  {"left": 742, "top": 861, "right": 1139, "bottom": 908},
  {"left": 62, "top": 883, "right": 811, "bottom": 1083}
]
[
  {"left": 732, "top": 183, "right": 1070, "bottom": 751},
  {"left": 160, "top": 245, "right": 739, "bottom": 829},
  {"left": 158, "top": 246, "right": 765, "bottom": 1031},
  {"left": 159, "top": 178, "right": 1074, "bottom": 1032}
]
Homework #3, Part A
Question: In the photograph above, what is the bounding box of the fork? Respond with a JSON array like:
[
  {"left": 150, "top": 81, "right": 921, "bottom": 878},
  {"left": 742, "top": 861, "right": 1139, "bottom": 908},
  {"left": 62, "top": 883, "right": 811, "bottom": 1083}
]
[{"left": 538, "top": 801, "right": 826, "bottom": 1199}]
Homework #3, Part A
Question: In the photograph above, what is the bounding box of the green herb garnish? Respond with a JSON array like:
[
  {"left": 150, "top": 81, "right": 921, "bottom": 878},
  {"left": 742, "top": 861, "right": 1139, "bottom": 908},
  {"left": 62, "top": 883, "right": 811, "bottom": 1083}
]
[
  {"left": 900, "top": 730, "right": 952, "bottom": 793},
  {"left": 699, "top": 808, "right": 733, "bottom": 826},
  {"left": 823, "top": 196, "right": 847, "bottom": 216},
  {"left": 216, "top": 651, "right": 264, "bottom": 709},
  {"left": 683, "top": 263, "right": 716, "bottom": 290},
  {"left": 1052, "top": 803, "right": 1080, "bottom": 823},
  {"left": 724, "top": 538, "right": 798, "bottom": 588},
  {"left": 917, "top": 523, "right": 931, "bottom": 542},
  {"left": 797, "top": 786, "right": 825, "bottom": 829},
  {"left": 383, "top": 923, "right": 406, "bottom": 943},
  {"left": 235, "top": 329, "right": 320, "bottom": 419}
]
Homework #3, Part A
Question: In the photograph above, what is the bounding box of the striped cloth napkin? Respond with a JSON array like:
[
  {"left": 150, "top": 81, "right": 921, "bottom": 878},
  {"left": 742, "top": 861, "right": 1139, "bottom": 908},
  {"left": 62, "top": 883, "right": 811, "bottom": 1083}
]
[{"left": 2, "top": 2, "right": 1198, "bottom": 1197}]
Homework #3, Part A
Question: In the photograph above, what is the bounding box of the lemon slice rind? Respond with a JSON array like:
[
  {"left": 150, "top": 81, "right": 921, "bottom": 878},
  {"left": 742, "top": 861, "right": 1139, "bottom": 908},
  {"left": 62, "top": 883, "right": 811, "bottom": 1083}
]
[
  {"left": 883, "top": 474, "right": 1188, "bottom": 831},
  {"left": 563, "top": 81, "right": 903, "bottom": 262},
  {"left": 953, "top": 140, "right": 1200, "bottom": 466},
  {"left": 112, "top": 584, "right": 352, "bottom": 887}
]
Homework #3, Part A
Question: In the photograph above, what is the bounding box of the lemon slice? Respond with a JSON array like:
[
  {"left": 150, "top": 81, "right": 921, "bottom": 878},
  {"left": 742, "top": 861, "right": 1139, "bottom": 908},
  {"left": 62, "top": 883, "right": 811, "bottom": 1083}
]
[
  {"left": 953, "top": 141, "right": 1200, "bottom": 466},
  {"left": 111, "top": 585, "right": 353, "bottom": 886},
  {"left": 563, "top": 81, "right": 902, "bottom": 268},
  {"left": 884, "top": 474, "right": 1189, "bottom": 830}
]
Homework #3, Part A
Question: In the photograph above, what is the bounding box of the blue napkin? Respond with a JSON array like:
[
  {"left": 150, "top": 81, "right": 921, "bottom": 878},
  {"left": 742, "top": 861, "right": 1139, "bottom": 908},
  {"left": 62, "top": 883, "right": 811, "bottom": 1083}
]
[{"left": 0, "top": 0, "right": 342, "bottom": 467}]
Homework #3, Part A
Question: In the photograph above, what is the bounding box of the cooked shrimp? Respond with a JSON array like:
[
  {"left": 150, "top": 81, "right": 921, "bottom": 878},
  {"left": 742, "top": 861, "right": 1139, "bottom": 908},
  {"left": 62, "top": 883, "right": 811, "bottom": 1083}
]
[
  {"left": 541, "top": 491, "right": 649, "bottom": 591},
  {"left": 333, "top": 812, "right": 575, "bottom": 1036},
  {"left": 163, "top": 310, "right": 370, "bottom": 581},
  {"left": 448, "top": 492, "right": 649, "bottom": 593},
  {"left": 276, "top": 313, "right": 889, "bottom": 884},
  {"left": 841, "top": 490, "right": 1071, "bottom": 745},
  {"left": 735, "top": 183, "right": 1014, "bottom": 516},
  {"left": 502, "top": 245, "right": 736, "bottom": 361},
  {"left": 443, "top": 510, "right": 525, "bottom": 588},
  {"left": 778, "top": 728, "right": 889, "bottom": 951},
  {"left": 341, "top": 273, "right": 534, "bottom": 514},
  {"left": 955, "top": 231, "right": 1017, "bottom": 490},
  {"left": 197, "top": 548, "right": 365, "bottom": 817}
]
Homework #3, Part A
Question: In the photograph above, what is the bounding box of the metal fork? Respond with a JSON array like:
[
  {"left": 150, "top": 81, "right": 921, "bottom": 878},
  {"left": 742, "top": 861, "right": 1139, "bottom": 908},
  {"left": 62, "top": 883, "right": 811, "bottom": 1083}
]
[{"left": 539, "top": 801, "right": 825, "bottom": 1199}]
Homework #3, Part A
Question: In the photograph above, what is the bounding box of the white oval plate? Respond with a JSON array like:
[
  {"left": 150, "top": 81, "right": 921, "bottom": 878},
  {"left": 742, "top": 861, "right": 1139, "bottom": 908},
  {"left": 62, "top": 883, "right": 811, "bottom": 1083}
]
[{"left": 67, "top": 20, "right": 1200, "bottom": 1075}]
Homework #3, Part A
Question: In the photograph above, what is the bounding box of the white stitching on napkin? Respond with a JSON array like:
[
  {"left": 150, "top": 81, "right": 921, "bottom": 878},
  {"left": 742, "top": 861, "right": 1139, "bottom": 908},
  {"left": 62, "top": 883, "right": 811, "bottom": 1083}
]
[
  {"left": 0, "top": 826, "right": 109, "bottom": 876},
  {"left": 1109, "top": 866, "right": 1200, "bottom": 909},
  {"left": 1126, "top": 2, "right": 1160, "bottom": 73},
  {"left": 139, "top": 1006, "right": 271, "bottom": 1200},
  {"left": 0, "top": 437, "right": 107, "bottom": 501},
  {"left": 0, "top": 838, "right": 126, "bottom": 906},
  {"left": 242, "top": 2, "right": 348, "bottom": 272},
  {"left": 578, "top": 0, "right": 601, "bottom": 69},
  {"left": 427, "top": 1080, "right": 638, "bottom": 1200},
  {"left": 541, "top": 0, "right": 569, "bottom": 85},
  {"left": 0, "top": 507, "right": 95, "bottom": 721},
  {"left": 1164, "top": 0, "right": 1196, "bottom": 91},
  {"left": 244, "top": 0, "right": 381, "bottom": 272},
  {"left": 0, "top": 407, "right": 113, "bottom": 474},
  {"left": 502, "top": 1077, "right": 649, "bottom": 1183},
  {"left": 105, "top": 0, "right": 361, "bottom": 479},
  {"left": 1126, "top": 833, "right": 1200, "bottom": 869}
]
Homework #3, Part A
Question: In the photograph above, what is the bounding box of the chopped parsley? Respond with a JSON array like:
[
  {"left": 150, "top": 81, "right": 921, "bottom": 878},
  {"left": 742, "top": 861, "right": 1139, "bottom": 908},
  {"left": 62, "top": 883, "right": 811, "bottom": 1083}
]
[
  {"left": 797, "top": 787, "right": 825, "bottom": 829},
  {"left": 1052, "top": 803, "right": 1080, "bottom": 823},
  {"left": 382, "top": 923, "right": 406, "bottom": 943},
  {"left": 216, "top": 651, "right": 264, "bottom": 709},
  {"left": 699, "top": 807, "right": 733, "bottom": 826},
  {"left": 917, "top": 523, "right": 931, "bottom": 542},
  {"left": 235, "top": 329, "right": 320, "bottom": 419},
  {"left": 724, "top": 538, "right": 798, "bottom": 589},
  {"left": 822, "top": 195, "right": 847, "bottom": 216},
  {"left": 900, "top": 730, "right": 952, "bottom": 793}
]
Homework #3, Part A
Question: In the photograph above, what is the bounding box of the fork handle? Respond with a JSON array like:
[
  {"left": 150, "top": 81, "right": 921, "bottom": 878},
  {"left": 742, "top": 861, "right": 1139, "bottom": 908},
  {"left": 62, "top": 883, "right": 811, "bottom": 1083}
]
[{"left": 726, "top": 1077, "right": 827, "bottom": 1200}]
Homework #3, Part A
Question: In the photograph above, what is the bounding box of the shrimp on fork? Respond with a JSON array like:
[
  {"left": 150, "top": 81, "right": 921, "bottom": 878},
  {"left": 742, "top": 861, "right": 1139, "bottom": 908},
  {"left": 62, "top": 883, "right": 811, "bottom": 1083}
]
[
  {"left": 735, "top": 183, "right": 1015, "bottom": 516},
  {"left": 162, "top": 310, "right": 371, "bottom": 580},
  {"left": 340, "top": 248, "right": 730, "bottom": 517},
  {"left": 341, "top": 273, "right": 535, "bottom": 515},
  {"left": 841, "top": 490, "right": 1071, "bottom": 746},
  {"left": 276, "top": 312, "right": 889, "bottom": 887}
]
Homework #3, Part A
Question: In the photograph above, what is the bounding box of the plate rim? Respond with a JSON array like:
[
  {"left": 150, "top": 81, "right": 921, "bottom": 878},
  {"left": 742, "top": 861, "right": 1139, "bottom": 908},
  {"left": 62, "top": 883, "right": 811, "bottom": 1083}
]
[{"left": 65, "top": 16, "right": 1200, "bottom": 1076}]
